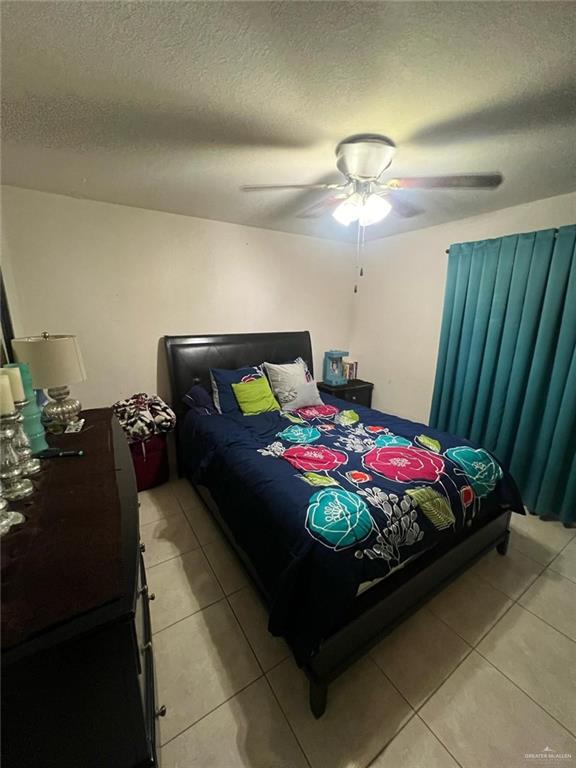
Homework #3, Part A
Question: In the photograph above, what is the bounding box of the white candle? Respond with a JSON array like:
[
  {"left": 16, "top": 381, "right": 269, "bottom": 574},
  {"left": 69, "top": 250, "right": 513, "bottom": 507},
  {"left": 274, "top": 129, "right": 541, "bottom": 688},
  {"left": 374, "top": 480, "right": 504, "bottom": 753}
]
[
  {"left": 1, "top": 366, "right": 25, "bottom": 402},
  {"left": 0, "top": 375, "right": 15, "bottom": 416}
]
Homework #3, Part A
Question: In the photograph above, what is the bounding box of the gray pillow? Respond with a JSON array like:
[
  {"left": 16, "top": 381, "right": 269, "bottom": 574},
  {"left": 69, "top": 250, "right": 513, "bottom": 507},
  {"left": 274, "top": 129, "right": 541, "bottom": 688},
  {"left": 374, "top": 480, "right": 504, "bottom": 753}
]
[
  {"left": 263, "top": 360, "right": 308, "bottom": 408},
  {"left": 282, "top": 380, "right": 324, "bottom": 412}
]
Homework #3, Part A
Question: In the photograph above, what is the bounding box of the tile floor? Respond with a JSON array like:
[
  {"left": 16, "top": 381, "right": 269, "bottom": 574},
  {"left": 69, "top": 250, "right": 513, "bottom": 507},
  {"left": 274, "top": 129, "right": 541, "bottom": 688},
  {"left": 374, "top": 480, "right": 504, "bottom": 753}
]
[{"left": 139, "top": 480, "right": 576, "bottom": 768}]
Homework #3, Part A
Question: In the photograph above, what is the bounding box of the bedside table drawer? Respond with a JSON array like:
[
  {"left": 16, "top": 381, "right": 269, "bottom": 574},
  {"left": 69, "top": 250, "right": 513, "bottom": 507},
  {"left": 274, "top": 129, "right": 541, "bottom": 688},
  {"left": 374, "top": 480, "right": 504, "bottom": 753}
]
[
  {"left": 317, "top": 379, "right": 374, "bottom": 409},
  {"left": 343, "top": 389, "right": 372, "bottom": 407}
]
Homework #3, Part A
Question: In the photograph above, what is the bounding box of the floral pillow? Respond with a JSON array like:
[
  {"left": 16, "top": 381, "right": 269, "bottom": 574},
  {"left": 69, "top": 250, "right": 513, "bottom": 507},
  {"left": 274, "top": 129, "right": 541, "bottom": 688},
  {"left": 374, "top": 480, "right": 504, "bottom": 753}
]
[
  {"left": 264, "top": 360, "right": 309, "bottom": 408},
  {"left": 282, "top": 380, "right": 324, "bottom": 412}
]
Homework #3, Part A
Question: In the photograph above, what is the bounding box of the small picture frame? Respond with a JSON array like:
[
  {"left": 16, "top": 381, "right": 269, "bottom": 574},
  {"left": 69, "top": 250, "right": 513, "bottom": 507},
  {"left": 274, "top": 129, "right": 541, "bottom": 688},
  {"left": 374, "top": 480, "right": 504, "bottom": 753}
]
[
  {"left": 323, "top": 350, "right": 348, "bottom": 386},
  {"left": 344, "top": 360, "right": 358, "bottom": 381}
]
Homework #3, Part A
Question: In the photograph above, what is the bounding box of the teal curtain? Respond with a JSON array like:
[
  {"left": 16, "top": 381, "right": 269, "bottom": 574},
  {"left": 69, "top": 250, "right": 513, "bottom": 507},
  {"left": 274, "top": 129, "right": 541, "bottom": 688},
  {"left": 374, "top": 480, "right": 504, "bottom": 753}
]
[{"left": 430, "top": 225, "right": 576, "bottom": 524}]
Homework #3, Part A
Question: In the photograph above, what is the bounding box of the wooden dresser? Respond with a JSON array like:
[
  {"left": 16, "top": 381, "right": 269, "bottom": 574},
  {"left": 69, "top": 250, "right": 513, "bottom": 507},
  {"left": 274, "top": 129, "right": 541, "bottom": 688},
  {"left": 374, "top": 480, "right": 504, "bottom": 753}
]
[{"left": 1, "top": 409, "right": 159, "bottom": 768}]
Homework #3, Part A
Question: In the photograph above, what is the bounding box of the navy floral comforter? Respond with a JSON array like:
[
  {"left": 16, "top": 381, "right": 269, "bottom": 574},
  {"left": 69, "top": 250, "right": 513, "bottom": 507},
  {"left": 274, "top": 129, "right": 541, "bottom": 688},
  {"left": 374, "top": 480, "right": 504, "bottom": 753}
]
[{"left": 180, "top": 395, "right": 523, "bottom": 657}]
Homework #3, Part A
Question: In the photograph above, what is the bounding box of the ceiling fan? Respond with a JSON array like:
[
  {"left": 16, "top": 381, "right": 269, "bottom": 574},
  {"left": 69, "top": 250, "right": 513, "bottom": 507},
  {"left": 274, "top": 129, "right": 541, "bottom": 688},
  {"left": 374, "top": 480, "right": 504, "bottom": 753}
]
[{"left": 241, "top": 134, "right": 503, "bottom": 226}]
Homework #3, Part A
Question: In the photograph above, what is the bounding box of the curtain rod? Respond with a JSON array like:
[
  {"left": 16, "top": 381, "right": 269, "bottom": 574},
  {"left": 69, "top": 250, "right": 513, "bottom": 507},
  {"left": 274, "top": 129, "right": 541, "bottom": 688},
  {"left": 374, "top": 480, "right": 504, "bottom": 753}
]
[{"left": 444, "top": 230, "right": 560, "bottom": 254}]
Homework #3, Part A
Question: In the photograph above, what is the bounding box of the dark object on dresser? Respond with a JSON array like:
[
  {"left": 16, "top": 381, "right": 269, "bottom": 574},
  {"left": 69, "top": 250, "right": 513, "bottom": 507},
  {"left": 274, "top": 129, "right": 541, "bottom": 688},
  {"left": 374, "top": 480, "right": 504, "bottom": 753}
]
[
  {"left": 164, "top": 331, "right": 512, "bottom": 719},
  {"left": 1, "top": 409, "right": 159, "bottom": 768},
  {"left": 317, "top": 378, "right": 374, "bottom": 408}
]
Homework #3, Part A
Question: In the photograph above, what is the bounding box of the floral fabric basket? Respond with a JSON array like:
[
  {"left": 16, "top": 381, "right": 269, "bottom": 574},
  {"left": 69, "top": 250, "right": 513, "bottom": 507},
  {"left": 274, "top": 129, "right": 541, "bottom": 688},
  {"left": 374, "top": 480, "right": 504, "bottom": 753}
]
[
  {"left": 112, "top": 393, "right": 176, "bottom": 491},
  {"left": 112, "top": 393, "right": 176, "bottom": 444}
]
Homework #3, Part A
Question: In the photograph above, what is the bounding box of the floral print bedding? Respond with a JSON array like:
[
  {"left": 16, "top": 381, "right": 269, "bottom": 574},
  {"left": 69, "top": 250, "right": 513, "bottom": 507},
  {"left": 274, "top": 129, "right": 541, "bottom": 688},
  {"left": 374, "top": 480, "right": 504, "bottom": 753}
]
[{"left": 180, "top": 394, "right": 523, "bottom": 657}]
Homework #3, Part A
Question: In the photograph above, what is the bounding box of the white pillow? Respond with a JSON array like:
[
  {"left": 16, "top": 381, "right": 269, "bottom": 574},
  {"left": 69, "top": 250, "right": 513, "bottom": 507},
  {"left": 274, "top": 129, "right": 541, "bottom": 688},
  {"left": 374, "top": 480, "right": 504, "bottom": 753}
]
[
  {"left": 263, "top": 360, "right": 308, "bottom": 408},
  {"left": 282, "top": 380, "right": 324, "bottom": 411}
]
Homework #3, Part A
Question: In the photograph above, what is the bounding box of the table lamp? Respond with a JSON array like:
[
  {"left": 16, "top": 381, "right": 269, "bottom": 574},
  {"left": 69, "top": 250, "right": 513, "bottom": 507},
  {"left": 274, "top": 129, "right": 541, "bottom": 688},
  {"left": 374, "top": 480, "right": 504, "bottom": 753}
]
[{"left": 12, "top": 333, "right": 87, "bottom": 429}]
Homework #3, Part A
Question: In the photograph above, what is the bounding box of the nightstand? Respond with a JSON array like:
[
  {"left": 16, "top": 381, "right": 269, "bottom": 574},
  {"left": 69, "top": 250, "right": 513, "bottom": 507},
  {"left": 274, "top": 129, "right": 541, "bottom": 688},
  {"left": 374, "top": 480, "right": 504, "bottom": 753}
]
[{"left": 317, "top": 379, "right": 374, "bottom": 408}]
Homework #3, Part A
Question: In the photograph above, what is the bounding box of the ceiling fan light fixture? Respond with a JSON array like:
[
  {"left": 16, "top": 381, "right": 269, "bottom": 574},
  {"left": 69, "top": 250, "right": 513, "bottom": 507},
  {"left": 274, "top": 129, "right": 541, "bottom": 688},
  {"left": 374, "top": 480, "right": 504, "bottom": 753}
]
[
  {"left": 332, "top": 192, "right": 363, "bottom": 226},
  {"left": 335, "top": 134, "right": 396, "bottom": 180},
  {"left": 359, "top": 194, "right": 392, "bottom": 226}
]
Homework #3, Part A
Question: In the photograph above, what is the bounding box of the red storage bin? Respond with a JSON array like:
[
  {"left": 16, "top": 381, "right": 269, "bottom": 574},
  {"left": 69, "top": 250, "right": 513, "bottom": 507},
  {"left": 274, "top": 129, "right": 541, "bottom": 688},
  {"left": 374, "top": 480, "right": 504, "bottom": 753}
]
[{"left": 129, "top": 434, "right": 169, "bottom": 492}]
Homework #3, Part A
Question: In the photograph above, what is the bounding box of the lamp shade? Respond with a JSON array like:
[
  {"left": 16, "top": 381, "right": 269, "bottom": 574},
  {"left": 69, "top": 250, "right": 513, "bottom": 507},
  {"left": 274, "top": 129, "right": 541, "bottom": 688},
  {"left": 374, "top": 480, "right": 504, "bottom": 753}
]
[{"left": 12, "top": 334, "right": 87, "bottom": 389}]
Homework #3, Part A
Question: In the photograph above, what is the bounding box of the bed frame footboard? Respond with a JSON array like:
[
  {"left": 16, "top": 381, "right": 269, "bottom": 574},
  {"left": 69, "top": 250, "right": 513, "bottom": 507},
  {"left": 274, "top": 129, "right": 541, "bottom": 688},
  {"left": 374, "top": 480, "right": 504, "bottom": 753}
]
[
  {"left": 496, "top": 528, "right": 510, "bottom": 555},
  {"left": 302, "top": 509, "right": 511, "bottom": 716},
  {"left": 309, "top": 677, "right": 328, "bottom": 719},
  {"left": 197, "top": 479, "right": 511, "bottom": 717}
]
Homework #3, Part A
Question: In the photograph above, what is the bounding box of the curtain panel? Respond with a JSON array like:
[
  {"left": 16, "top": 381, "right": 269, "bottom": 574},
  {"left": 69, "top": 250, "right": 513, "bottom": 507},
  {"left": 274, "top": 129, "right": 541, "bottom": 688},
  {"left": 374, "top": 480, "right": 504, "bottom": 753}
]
[{"left": 430, "top": 225, "right": 576, "bottom": 524}]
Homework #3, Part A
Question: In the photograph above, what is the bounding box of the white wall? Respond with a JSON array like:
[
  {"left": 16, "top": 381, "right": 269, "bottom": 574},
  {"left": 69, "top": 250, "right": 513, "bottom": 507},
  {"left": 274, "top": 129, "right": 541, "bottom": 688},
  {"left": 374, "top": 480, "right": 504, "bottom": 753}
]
[
  {"left": 2, "top": 186, "right": 354, "bottom": 408},
  {"left": 349, "top": 191, "right": 576, "bottom": 423},
  {"left": 3, "top": 186, "right": 574, "bottom": 421}
]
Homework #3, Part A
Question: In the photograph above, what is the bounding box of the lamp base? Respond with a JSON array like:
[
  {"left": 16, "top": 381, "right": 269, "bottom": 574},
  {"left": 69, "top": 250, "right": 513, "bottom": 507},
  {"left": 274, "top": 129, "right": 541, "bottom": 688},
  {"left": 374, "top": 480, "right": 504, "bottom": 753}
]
[{"left": 42, "top": 386, "right": 82, "bottom": 431}]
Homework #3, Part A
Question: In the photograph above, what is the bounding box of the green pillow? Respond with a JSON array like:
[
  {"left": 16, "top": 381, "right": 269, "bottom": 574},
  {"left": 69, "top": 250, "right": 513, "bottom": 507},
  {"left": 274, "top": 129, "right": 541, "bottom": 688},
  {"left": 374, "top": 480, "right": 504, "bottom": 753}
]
[{"left": 231, "top": 377, "right": 280, "bottom": 415}]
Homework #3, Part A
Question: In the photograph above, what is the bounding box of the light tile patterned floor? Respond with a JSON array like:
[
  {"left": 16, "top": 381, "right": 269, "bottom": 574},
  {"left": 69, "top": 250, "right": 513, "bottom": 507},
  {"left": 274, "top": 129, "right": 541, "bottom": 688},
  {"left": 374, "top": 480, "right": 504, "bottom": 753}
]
[{"left": 139, "top": 480, "right": 576, "bottom": 768}]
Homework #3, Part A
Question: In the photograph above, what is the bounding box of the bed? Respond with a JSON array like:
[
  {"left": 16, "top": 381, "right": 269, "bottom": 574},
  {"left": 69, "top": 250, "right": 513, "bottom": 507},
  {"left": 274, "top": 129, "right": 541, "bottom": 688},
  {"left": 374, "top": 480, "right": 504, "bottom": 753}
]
[{"left": 164, "top": 331, "right": 523, "bottom": 717}]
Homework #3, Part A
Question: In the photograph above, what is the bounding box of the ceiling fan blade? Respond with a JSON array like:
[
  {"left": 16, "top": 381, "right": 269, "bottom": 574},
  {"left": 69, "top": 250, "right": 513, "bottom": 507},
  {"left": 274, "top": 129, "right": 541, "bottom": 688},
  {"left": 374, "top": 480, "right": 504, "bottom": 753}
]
[
  {"left": 409, "top": 76, "right": 576, "bottom": 146},
  {"left": 385, "top": 192, "right": 424, "bottom": 218},
  {"left": 1, "top": 94, "right": 314, "bottom": 152},
  {"left": 386, "top": 173, "right": 503, "bottom": 190},
  {"left": 241, "top": 183, "right": 345, "bottom": 192},
  {"left": 296, "top": 194, "right": 348, "bottom": 219}
]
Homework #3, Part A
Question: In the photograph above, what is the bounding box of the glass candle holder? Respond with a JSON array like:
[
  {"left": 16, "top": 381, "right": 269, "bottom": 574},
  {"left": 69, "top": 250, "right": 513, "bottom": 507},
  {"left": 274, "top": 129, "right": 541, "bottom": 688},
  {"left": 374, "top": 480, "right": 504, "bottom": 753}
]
[
  {"left": 13, "top": 400, "right": 42, "bottom": 476},
  {"left": 0, "top": 413, "right": 34, "bottom": 501},
  {"left": 0, "top": 480, "right": 25, "bottom": 536}
]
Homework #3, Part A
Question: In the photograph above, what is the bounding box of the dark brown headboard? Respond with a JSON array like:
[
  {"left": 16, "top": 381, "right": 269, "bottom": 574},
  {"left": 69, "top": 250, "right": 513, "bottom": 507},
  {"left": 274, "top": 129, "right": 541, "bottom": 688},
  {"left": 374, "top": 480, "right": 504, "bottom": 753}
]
[{"left": 164, "top": 332, "right": 313, "bottom": 469}]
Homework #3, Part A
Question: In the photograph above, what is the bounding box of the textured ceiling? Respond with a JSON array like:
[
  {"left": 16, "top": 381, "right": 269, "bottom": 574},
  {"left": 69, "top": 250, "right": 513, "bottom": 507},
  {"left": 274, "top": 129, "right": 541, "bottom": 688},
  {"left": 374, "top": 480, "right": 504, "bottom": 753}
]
[{"left": 2, "top": 1, "right": 575, "bottom": 242}]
